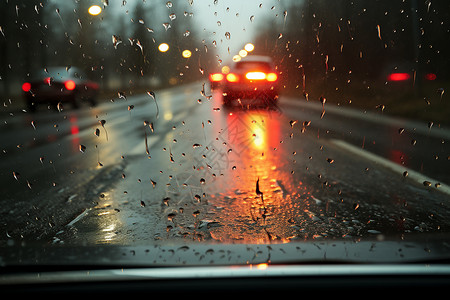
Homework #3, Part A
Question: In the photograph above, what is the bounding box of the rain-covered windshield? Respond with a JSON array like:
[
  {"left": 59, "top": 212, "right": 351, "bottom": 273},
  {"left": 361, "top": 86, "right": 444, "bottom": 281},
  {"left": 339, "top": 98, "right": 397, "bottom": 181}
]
[{"left": 1, "top": 0, "right": 450, "bottom": 266}]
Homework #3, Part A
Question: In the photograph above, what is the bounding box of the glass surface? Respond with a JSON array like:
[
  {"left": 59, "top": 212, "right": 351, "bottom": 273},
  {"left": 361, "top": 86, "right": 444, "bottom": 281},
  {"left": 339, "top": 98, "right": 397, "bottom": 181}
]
[{"left": 1, "top": 0, "right": 450, "bottom": 267}]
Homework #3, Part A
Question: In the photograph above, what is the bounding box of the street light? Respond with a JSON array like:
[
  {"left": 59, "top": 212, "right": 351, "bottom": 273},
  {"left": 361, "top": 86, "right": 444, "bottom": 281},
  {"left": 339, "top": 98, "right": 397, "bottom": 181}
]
[
  {"left": 182, "top": 49, "right": 192, "bottom": 58},
  {"left": 244, "top": 43, "right": 255, "bottom": 52},
  {"left": 158, "top": 43, "right": 169, "bottom": 52},
  {"left": 88, "top": 5, "right": 102, "bottom": 16},
  {"left": 232, "top": 55, "right": 241, "bottom": 62},
  {"left": 239, "top": 49, "right": 248, "bottom": 57}
]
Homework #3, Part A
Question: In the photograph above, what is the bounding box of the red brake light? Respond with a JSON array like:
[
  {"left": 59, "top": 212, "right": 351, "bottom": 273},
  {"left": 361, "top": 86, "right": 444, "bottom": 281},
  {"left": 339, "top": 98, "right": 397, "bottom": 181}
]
[
  {"left": 209, "top": 73, "right": 224, "bottom": 82},
  {"left": 226, "top": 73, "right": 239, "bottom": 82},
  {"left": 245, "top": 71, "right": 266, "bottom": 80},
  {"left": 424, "top": 73, "right": 436, "bottom": 81},
  {"left": 22, "top": 82, "right": 31, "bottom": 92},
  {"left": 387, "top": 73, "right": 410, "bottom": 81},
  {"left": 266, "top": 72, "right": 278, "bottom": 82},
  {"left": 64, "top": 80, "right": 76, "bottom": 90}
]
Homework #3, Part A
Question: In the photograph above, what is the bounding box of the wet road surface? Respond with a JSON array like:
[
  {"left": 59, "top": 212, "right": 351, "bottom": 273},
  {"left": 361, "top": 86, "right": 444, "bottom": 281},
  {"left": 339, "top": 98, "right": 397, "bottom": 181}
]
[{"left": 1, "top": 82, "right": 449, "bottom": 246}]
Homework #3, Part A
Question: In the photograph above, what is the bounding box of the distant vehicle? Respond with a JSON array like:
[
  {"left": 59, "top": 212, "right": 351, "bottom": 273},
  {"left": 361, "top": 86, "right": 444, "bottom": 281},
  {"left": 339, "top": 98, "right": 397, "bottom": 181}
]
[
  {"left": 382, "top": 61, "right": 438, "bottom": 84},
  {"left": 221, "top": 55, "right": 279, "bottom": 106},
  {"left": 22, "top": 67, "right": 99, "bottom": 111}
]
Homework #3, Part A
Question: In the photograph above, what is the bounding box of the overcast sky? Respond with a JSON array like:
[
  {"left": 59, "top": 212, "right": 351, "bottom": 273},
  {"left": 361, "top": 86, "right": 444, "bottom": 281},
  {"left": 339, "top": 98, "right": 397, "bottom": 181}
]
[{"left": 191, "top": 0, "right": 285, "bottom": 60}]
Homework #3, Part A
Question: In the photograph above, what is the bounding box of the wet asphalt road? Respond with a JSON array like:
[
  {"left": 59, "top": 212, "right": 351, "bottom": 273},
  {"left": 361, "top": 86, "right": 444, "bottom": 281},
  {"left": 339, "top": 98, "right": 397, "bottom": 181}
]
[{"left": 1, "top": 82, "right": 449, "bottom": 246}]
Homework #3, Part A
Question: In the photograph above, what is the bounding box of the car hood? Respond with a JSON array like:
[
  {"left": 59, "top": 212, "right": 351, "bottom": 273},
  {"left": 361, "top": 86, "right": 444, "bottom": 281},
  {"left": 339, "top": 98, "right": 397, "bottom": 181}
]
[{"left": 1, "top": 236, "right": 450, "bottom": 269}]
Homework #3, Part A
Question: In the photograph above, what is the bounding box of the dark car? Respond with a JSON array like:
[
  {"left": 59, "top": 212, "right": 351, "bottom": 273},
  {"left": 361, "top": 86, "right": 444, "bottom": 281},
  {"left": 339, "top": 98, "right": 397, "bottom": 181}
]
[
  {"left": 22, "top": 67, "right": 99, "bottom": 111},
  {"left": 221, "top": 55, "right": 279, "bottom": 106}
]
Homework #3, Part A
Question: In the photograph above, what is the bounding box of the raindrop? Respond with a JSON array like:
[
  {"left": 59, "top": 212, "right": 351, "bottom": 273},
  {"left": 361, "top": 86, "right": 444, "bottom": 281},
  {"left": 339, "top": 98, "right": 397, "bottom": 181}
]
[
  {"left": 99, "top": 120, "right": 108, "bottom": 141},
  {"left": 376, "top": 24, "right": 382, "bottom": 40},
  {"left": 136, "top": 39, "right": 144, "bottom": 55},
  {"left": 437, "top": 88, "right": 444, "bottom": 100},
  {"left": 250, "top": 15, "right": 254, "bottom": 22},
  {"left": 55, "top": 8, "right": 64, "bottom": 25},
  {"left": 79, "top": 144, "right": 86, "bottom": 153},
  {"left": 163, "top": 197, "right": 170, "bottom": 206},
  {"left": 147, "top": 91, "right": 159, "bottom": 119},
  {"left": 169, "top": 13, "right": 176, "bottom": 21},
  {"left": 225, "top": 32, "right": 231, "bottom": 40},
  {"left": 12, "top": 171, "right": 20, "bottom": 181},
  {"left": 162, "top": 23, "right": 171, "bottom": 30},
  {"left": 118, "top": 91, "right": 127, "bottom": 100},
  {"left": 166, "top": 1, "right": 173, "bottom": 8},
  {"left": 112, "top": 35, "right": 122, "bottom": 49},
  {"left": 256, "top": 177, "right": 263, "bottom": 196},
  {"left": 167, "top": 212, "right": 176, "bottom": 222},
  {"left": 94, "top": 128, "right": 100, "bottom": 137},
  {"left": 140, "top": 200, "right": 146, "bottom": 207}
]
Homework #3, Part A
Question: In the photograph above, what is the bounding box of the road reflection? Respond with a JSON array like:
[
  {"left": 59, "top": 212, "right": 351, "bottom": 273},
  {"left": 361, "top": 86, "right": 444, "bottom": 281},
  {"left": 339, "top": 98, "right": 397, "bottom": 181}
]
[{"left": 204, "top": 108, "right": 312, "bottom": 243}]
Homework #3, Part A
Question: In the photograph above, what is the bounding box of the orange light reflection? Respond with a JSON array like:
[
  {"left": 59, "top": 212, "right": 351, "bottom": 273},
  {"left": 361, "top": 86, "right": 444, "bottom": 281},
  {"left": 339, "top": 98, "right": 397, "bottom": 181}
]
[{"left": 205, "top": 110, "right": 307, "bottom": 244}]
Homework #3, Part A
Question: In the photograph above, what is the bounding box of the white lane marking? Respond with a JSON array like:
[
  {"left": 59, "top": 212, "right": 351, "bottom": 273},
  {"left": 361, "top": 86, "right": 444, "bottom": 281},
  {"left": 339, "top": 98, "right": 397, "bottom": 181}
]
[{"left": 331, "top": 139, "right": 450, "bottom": 196}]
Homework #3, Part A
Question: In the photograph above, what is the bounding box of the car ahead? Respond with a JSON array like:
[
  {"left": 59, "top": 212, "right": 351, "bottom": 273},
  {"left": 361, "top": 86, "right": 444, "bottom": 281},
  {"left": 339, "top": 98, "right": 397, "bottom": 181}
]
[
  {"left": 221, "top": 55, "right": 279, "bottom": 106},
  {"left": 381, "top": 61, "right": 439, "bottom": 91},
  {"left": 22, "top": 67, "right": 99, "bottom": 111}
]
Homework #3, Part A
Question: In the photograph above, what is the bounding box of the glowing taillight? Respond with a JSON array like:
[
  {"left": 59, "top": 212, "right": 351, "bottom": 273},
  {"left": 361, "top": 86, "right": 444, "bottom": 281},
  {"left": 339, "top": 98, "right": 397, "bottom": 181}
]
[
  {"left": 226, "top": 73, "right": 239, "bottom": 82},
  {"left": 22, "top": 82, "right": 31, "bottom": 92},
  {"left": 245, "top": 71, "right": 266, "bottom": 80},
  {"left": 266, "top": 73, "right": 278, "bottom": 82},
  {"left": 387, "top": 73, "right": 410, "bottom": 81},
  {"left": 424, "top": 73, "right": 436, "bottom": 81},
  {"left": 64, "top": 80, "right": 76, "bottom": 90},
  {"left": 209, "top": 73, "right": 224, "bottom": 82}
]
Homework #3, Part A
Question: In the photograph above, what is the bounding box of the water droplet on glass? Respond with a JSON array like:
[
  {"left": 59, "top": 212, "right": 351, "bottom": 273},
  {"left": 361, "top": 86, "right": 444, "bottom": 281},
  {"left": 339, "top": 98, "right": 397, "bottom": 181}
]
[
  {"left": 99, "top": 120, "right": 108, "bottom": 141},
  {"left": 147, "top": 91, "right": 159, "bottom": 119},
  {"left": 12, "top": 171, "right": 20, "bottom": 181},
  {"left": 112, "top": 35, "right": 122, "bottom": 49},
  {"left": 225, "top": 32, "right": 231, "bottom": 40},
  {"left": 118, "top": 91, "right": 127, "bottom": 100}
]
